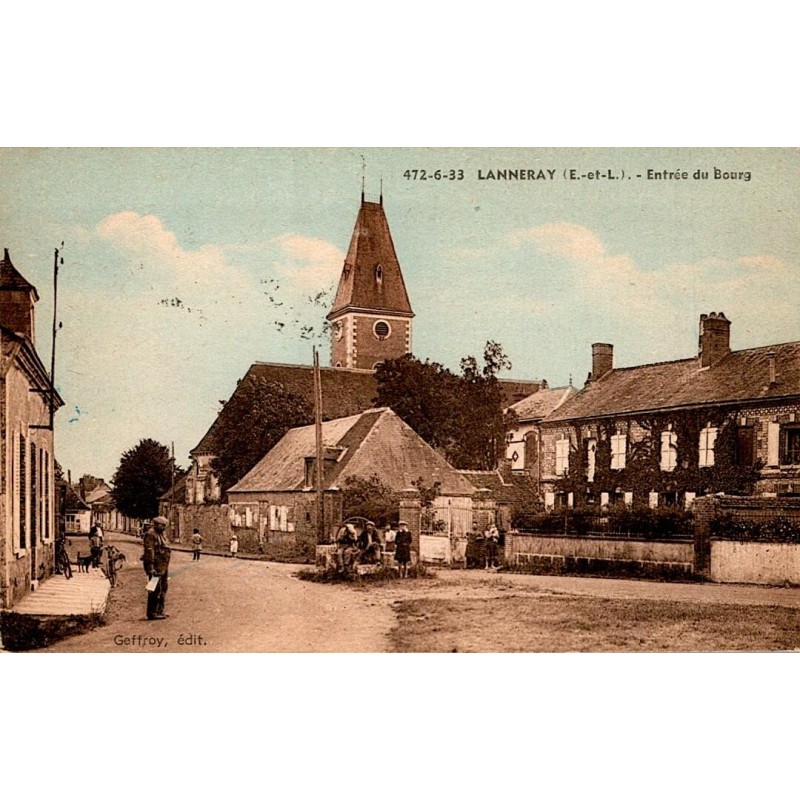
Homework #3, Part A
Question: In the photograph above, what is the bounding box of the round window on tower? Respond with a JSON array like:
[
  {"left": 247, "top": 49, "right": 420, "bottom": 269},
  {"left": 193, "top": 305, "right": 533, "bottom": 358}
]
[{"left": 373, "top": 320, "right": 391, "bottom": 340}]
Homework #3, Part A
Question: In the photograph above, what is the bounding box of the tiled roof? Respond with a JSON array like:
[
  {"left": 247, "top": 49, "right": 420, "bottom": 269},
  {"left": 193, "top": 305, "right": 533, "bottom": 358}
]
[
  {"left": 229, "top": 408, "right": 475, "bottom": 497},
  {"left": 509, "top": 385, "right": 577, "bottom": 421},
  {"left": 0, "top": 249, "right": 39, "bottom": 299},
  {"left": 546, "top": 341, "right": 800, "bottom": 423},
  {"left": 192, "top": 362, "right": 377, "bottom": 455},
  {"left": 328, "top": 199, "right": 413, "bottom": 318},
  {"left": 84, "top": 484, "right": 113, "bottom": 504}
]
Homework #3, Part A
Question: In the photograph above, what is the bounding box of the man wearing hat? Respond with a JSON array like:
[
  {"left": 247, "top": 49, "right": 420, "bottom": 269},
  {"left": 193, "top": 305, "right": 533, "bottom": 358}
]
[{"left": 143, "top": 516, "right": 172, "bottom": 620}]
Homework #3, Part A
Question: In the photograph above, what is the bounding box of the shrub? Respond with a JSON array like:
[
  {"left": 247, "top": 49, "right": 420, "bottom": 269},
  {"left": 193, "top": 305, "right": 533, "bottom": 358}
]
[{"left": 711, "top": 514, "right": 800, "bottom": 543}]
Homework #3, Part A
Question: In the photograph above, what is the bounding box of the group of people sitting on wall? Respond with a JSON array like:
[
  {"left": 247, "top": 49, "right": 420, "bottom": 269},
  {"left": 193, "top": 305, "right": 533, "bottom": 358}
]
[
  {"left": 334, "top": 519, "right": 413, "bottom": 577},
  {"left": 465, "top": 523, "right": 503, "bottom": 570}
]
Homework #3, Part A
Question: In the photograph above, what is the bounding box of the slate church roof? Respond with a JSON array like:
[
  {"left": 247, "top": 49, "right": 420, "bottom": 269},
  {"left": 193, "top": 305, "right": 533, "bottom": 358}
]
[
  {"left": 328, "top": 197, "right": 414, "bottom": 319},
  {"left": 191, "top": 362, "right": 378, "bottom": 456}
]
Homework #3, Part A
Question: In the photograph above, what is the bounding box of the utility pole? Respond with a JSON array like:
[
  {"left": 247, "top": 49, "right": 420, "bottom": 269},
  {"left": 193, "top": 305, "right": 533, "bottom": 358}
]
[
  {"left": 313, "top": 347, "right": 325, "bottom": 543},
  {"left": 50, "top": 244, "right": 63, "bottom": 431}
]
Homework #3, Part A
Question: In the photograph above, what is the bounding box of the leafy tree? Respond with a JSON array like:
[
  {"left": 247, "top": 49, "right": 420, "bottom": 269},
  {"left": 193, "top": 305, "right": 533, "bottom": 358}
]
[
  {"left": 341, "top": 474, "right": 399, "bottom": 526},
  {"left": 111, "top": 438, "right": 174, "bottom": 520},
  {"left": 211, "top": 377, "right": 313, "bottom": 495},
  {"left": 375, "top": 341, "right": 516, "bottom": 470}
]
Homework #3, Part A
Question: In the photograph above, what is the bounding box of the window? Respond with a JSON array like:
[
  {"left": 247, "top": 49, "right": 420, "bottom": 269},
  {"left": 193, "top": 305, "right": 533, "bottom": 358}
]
[
  {"left": 19, "top": 433, "right": 27, "bottom": 549},
  {"left": 375, "top": 264, "right": 383, "bottom": 284},
  {"left": 661, "top": 430, "right": 677, "bottom": 471},
  {"left": 373, "top": 320, "right": 391, "bottom": 339},
  {"left": 555, "top": 438, "right": 570, "bottom": 476},
  {"left": 30, "top": 442, "right": 37, "bottom": 544},
  {"left": 44, "top": 450, "right": 51, "bottom": 539},
  {"left": 736, "top": 426, "right": 755, "bottom": 467},
  {"left": 699, "top": 426, "right": 718, "bottom": 467},
  {"left": 611, "top": 433, "right": 627, "bottom": 470},
  {"left": 782, "top": 426, "right": 800, "bottom": 465},
  {"left": 586, "top": 439, "right": 597, "bottom": 482},
  {"left": 270, "top": 505, "right": 291, "bottom": 532}
]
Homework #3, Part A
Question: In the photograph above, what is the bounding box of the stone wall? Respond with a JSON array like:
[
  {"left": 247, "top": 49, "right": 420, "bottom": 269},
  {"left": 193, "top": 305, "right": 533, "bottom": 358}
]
[
  {"left": 505, "top": 531, "right": 693, "bottom": 580},
  {"left": 694, "top": 495, "right": 800, "bottom": 584}
]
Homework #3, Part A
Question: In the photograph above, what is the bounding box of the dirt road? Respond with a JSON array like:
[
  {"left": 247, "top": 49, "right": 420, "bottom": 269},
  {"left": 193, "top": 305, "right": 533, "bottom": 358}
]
[
  {"left": 43, "top": 535, "right": 393, "bottom": 652},
  {"left": 40, "top": 533, "right": 800, "bottom": 652}
]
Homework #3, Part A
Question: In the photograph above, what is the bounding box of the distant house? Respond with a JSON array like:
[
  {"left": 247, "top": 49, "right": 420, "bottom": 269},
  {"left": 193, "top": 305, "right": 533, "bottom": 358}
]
[
  {"left": 505, "top": 385, "right": 578, "bottom": 477},
  {"left": 82, "top": 479, "right": 137, "bottom": 533},
  {"left": 64, "top": 485, "right": 91, "bottom": 534},
  {"left": 538, "top": 313, "right": 800, "bottom": 510},
  {"left": 226, "top": 407, "right": 476, "bottom": 548},
  {"left": 0, "top": 249, "right": 63, "bottom": 607}
]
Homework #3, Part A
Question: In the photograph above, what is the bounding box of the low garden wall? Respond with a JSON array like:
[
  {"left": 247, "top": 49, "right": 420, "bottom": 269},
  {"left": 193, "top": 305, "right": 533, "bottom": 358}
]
[
  {"left": 694, "top": 496, "right": 800, "bottom": 585},
  {"left": 505, "top": 532, "right": 694, "bottom": 581}
]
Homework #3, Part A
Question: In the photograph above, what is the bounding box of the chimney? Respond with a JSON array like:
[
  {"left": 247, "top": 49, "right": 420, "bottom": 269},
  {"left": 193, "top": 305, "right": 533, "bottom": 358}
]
[
  {"left": 591, "top": 343, "right": 614, "bottom": 381},
  {"left": 698, "top": 312, "right": 731, "bottom": 367},
  {"left": 768, "top": 350, "right": 776, "bottom": 385}
]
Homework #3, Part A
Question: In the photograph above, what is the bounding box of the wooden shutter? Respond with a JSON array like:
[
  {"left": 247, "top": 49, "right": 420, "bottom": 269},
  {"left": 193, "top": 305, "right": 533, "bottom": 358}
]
[{"left": 767, "top": 422, "right": 781, "bottom": 466}]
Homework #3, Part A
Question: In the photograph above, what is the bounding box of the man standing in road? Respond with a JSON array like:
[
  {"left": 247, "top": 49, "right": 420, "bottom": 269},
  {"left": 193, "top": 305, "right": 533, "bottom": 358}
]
[{"left": 143, "top": 516, "right": 171, "bottom": 620}]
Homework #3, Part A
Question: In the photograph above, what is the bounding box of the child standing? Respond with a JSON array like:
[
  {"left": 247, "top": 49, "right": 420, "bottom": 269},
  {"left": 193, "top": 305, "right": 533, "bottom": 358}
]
[
  {"left": 229, "top": 532, "right": 239, "bottom": 558},
  {"left": 191, "top": 528, "right": 203, "bottom": 561}
]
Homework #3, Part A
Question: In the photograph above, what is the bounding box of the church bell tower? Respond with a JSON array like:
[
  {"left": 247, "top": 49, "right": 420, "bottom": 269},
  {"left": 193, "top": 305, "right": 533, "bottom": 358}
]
[{"left": 327, "top": 191, "right": 414, "bottom": 370}]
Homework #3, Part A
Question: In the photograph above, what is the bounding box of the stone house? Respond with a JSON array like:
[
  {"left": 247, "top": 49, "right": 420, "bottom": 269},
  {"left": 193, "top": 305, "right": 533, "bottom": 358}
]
[
  {"left": 0, "top": 249, "right": 63, "bottom": 608},
  {"left": 537, "top": 312, "right": 800, "bottom": 510},
  {"left": 505, "top": 385, "right": 577, "bottom": 477},
  {"left": 226, "top": 407, "right": 476, "bottom": 549}
]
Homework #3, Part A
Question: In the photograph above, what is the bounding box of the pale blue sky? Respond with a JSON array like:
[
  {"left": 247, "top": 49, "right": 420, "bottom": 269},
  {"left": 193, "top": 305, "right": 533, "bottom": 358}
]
[{"left": 1, "top": 148, "right": 797, "bottom": 481}]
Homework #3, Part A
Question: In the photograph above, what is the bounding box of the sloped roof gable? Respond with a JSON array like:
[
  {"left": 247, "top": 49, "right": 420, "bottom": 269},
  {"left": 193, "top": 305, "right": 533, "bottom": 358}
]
[{"left": 229, "top": 408, "right": 474, "bottom": 497}]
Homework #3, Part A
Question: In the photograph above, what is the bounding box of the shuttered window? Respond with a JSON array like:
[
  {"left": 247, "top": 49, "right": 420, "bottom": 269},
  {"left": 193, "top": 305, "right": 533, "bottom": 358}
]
[
  {"left": 611, "top": 433, "right": 627, "bottom": 470},
  {"left": 19, "top": 433, "right": 27, "bottom": 549},
  {"left": 782, "top": 427, "right": 800, "bottom": 465},
  {"left": 586, "top": 439, "right": 597, "bottom": 482},
  {"left": 661, "top": 431, "right": 677, "bottom": 471},
  {"left": 30, "top": 442, "right": 38, "bottom": 543},
  {"left": 555, "top": 438, "right": 569, "bottom": 476},
  {"left": 699, "top": 426, "right": 718, "bottom": 467}
]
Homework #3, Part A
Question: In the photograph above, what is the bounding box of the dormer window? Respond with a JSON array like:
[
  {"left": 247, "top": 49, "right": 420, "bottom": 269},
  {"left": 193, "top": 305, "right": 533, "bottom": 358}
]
[{"left": 375, "top": 264, "right": 383, "bottom": 284}]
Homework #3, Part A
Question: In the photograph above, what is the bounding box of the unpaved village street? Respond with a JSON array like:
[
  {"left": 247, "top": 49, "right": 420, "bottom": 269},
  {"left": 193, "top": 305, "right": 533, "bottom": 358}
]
[{"left": 40, "top": 533, "right": 800, "bottom": 653}]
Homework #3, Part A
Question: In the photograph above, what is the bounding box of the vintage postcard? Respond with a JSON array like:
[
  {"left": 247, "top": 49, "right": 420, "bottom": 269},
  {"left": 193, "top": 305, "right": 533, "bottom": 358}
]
[{"left": 1, "top": 147, "right": 799, "bottom": 653}]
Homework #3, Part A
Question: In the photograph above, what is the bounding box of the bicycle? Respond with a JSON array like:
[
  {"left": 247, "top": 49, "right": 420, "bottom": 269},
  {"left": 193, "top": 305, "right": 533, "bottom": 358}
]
[
  {"left": 55, "top": 536, "right": 73, "bottom": 579},
  {"left": 102, "top": 544, "right": 126, "bottom": 588}
]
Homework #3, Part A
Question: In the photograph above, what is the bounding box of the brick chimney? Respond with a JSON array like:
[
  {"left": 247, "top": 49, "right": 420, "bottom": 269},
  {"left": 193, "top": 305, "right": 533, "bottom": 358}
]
[
  {"left": 698, "top": 312, "right": 731, "bottom": 367},
  {"left": 591, "top": 343, "right": 614, "bottom": 381}
]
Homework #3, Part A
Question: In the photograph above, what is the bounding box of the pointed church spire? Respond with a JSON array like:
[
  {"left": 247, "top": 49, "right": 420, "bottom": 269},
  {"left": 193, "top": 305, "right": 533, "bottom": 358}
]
[{"left": 328, "top": 193, "right": 413, "bottom": 320}]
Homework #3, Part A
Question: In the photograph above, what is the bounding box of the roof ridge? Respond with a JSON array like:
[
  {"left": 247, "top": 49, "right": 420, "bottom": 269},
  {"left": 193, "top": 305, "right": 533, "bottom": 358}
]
[{"left": 251, "top": 360, "right": 375, "bottom": 374}]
